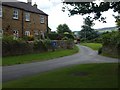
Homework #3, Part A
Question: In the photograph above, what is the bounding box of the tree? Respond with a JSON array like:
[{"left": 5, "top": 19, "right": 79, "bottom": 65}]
[
  {"left": 57, "top": 24, "right": 72, "bottom": 34},
  {"left": 62, "top": 1, "right": 120, "bottom": 22},
  {"left": 114, "top": 15, "right": 120, "bottom": 27},
  {"left": 79, "top": 16, "right": 99, "bottom": 41}
]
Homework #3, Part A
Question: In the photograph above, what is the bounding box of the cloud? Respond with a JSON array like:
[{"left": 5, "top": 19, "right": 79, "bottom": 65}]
[{"left": 1, "top": 0, "right": 18, "bottom": 2}]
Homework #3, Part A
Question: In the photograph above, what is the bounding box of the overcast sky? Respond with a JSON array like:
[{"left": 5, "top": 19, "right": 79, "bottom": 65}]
[{"left": 18, "top": 0, "right": 118, "bottom": 31}]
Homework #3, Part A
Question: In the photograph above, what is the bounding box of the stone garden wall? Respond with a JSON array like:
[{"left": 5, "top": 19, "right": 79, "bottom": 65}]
[
  {"left": 102, "top": 45, "right": 120, "bottom": 58},
  {"left": 2, "top": 40, "right": 75, "bottom": 57}
]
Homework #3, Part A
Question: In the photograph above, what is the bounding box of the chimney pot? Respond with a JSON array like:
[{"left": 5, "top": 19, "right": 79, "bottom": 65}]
[
  {"left": 27, "top": 0, "right": 32, "bottom": 5},
  {"left": 33, "top": 2, "right": 37, "bottom": 8}
]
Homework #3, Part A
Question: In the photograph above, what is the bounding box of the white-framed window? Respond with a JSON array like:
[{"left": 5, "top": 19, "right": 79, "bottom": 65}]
[
  {"left": 0, "top": 6, "right": 2, "bottom": 17},
  {"left": 13, "top": 9, "right": 18, "bottom": 19},
  {"left": 13, "top": 30, "right": 19, "bottom": 40},
  {"left": 40, "top": 15, "right": 45, "bottom": 24},
  {"left": 25, "top": 31, "right": 30, "bottom": 36},
  {"left": 25, "top": 12, "right": 30, "bottom": 21}
]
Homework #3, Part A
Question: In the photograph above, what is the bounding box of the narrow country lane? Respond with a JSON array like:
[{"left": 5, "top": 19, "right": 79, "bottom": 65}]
[{"left": 2, "top": 45, "right": 119, "bottom": 82}]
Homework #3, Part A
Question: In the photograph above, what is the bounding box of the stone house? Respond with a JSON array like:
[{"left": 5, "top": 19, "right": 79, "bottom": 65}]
[{"left": 0, "top": 0, "right": 48, "bottom": 39}]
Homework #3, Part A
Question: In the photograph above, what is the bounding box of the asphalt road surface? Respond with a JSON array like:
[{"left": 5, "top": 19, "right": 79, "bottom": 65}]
[{"left": 2, "top": 45, "right": 119, "bottom": 82}]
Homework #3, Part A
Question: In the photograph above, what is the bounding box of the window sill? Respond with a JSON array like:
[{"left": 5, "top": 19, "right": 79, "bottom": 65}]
[
  {"left": 13, "top": 17, "right": 19, "bottom": 20},
  {"left": 40, "top": 22, "right": 45, "bottom": 24},
  {"left": 25, "top": 20, "right": 30, "bottom": 22}
]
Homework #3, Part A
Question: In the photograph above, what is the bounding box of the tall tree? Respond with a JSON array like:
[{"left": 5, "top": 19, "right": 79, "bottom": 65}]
[
  {"left": 57, "top": 24, "right": 71, "bottom": 34},
  {"left": 79, "top": 16, "right": 98, "bottom": 40}
]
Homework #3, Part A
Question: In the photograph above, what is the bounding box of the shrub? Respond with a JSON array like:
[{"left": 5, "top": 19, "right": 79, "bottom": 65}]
[
  {"left": 64, "top": 34, "right": 74, "bottom": 40},
  {"left": 62, "top": 36, "right": 69, "bottom": 40},
  {"left": 23, "top": 35, "right": 34, "bottom": 41},
  {"left": 33, "top": 40, "right": 47, "bottom": 52},
  {"left": 98, "top": 47, "right": 102, "bottom": 54},
  {"left": 48, "top": 33, "right": 60, "bottom": 40},
  {"left": 102, "top": 31, "right": 120, "bottom": 47},
  {"left": 101, "top": 31, "right": 120, "bottom": 58}
]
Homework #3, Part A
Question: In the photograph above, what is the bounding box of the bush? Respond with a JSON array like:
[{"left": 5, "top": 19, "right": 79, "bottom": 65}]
[
  {"left": 64, "top": 34, "right": 74, "bottom": 40},
  {"left": 102, "top": 31, "right": 120, "bottom": 47},
  {"left": 101, "top": 31, "right": 120, "bottom": 58},
  {"left": 48, "top": 33, "right": 60, "bottom": 40},
  {"left": 23, "top": 35, "right": 34, "bottom": 41},
  {"left": 98, "top": 47, "right": 102, "bottom": 54}
]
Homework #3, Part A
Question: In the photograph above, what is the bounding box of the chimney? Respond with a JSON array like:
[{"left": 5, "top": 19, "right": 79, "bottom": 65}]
[
  {"left": 27, "top": 0, "right": 32, "bottom": 5},
  {"left": 33, "top": 2, "right": 37, "bottom": 8}
]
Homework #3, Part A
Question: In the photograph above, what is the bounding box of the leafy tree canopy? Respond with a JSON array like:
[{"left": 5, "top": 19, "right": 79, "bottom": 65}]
[
  {"left": 57, "top": 24, "right": 72, "bottom": 34},
  {"left": 62, "top": 0, "right": 120, "bottom": 22}
]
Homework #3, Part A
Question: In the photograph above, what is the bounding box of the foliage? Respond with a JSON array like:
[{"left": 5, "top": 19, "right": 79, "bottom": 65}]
[
  {"left": 23, "top": 35, "right": 34, "bottom": 41},
  {"left": 98, "top": 47, "right": 102, "bottom": 54},
  {"left": 33, "top": 40, "right": 47, "bottom": 51},
  {"left": 62, "top": 36, "right": 69, "bottom": 40},
  {"left": 63, "top": 1, "right": 120, "bottom": 22},
  {"left": 2, "top": 35, "right": 14, "bottom": 42},
  {"left": 63, "top": 33, "right": 75, "bottom": 40},
  {"left": 79, "top": 16, "right": 99, "bottom": 41},
  {"left": 57, "top": 24, "right": 72, "bottom": 34},
  {"left": 43, "top": 39, "right": 52, "bottom": 50},
  {"left": 47, "top": 33, "right": 61, "bottom": 40},
  {"left": 114, "top": 16, "right": 120, "bottom": 31},
  {"left": 102, "top": 31, "right": 120, "bottom": 47},
  {"left": 99, "top": 31, "right": 120, "bottom": 58}
]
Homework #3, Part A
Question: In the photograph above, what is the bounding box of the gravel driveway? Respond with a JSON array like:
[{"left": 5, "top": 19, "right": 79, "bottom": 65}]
[{"left": 2, "top": 45, "right": 119, "bottom": 82}]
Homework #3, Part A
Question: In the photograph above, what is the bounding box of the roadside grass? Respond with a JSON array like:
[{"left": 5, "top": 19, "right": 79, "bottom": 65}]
[
  {"left": 2, "top": 46, "right": 79, "bottom": 66},
  {"left": 80, "top": 43, "right": 102, "bottom": 50},
  {"left": 80, "top": 43, "right": 119, "bottom": 59},
  {"left": 101, "top": 53, "right": 120, "bottom": 59},
  {"left": 3, "top": 63, "right": 118, "bottom": 88}
]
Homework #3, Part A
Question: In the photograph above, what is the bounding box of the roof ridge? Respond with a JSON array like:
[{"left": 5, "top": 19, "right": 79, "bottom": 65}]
[{"left": 2, "top": 2, "right": 48, "bottom": 16}]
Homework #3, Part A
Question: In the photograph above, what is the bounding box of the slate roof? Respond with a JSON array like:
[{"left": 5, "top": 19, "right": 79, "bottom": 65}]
[{"left": 2, "top": 2, "right": 48, "bottom": 16}]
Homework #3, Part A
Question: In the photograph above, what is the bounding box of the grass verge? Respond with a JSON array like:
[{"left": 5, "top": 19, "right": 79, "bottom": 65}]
[
  {"left": 3, "top": 63, "right": 118, "bottom": 88},
  {"left": 2, "top": 46, "right": 79, "bottom": 66},
  {"left": 80, "top": 43, "right": 102, "bottom": 50},
  {"left": 101, "top": 53, "right": 120, "bottom": 59}
]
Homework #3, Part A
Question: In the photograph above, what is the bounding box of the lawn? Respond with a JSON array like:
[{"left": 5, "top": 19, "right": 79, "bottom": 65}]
[
  {"left": 80, "top": 43, "right": 102, "bottom": 50},
  {"left": 3, "top": 63, "right": 118, "bottom": 88},
  {"left": 2, "top": 46, "right": 79, "bottom": 66}
]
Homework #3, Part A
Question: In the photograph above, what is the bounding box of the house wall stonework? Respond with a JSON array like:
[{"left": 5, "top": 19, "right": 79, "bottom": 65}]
[{"left": 2, "top": 5, "right": 48, "bottom": 38}]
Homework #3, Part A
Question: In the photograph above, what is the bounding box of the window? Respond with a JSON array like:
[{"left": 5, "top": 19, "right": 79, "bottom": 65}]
[
  {"left": 25, "top": 31, "right": 30, "bottom": 36},
  {"left": 0, "top": 6, "right": 2, "bottom": 17},
  {"left": 13, "top": 9, "right": 18, "bottom": 19},
  {"left": 40, "top": 15, "right": 45, "bottom": 23},
  {"left": 13, "top": 30, "right": 19, "bottom": 40},
  {"left": 25, "top": 12, "right": 30, "bottom": 21}
]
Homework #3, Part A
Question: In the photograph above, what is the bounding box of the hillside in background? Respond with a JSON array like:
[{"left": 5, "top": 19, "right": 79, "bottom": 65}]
[{"left": 95, "top": 26, "right": 117, "bottom": 32}]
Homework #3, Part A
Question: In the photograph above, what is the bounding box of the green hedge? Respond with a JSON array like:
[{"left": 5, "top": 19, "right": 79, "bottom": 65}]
[
  {"left": 102, "top": 31, "right": 120, "bottom": 47},
  {"left": 101, "top": 31, "right": 120, "bottom": 58}
]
